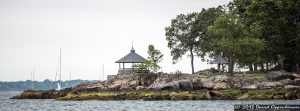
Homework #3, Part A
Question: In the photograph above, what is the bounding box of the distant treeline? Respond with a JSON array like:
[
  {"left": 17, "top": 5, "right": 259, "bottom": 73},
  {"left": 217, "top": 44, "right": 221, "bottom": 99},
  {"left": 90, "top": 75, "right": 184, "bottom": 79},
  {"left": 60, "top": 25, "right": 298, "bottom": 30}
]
[{"left": 0, "top": 79, "right": 95, "bottom": 91}]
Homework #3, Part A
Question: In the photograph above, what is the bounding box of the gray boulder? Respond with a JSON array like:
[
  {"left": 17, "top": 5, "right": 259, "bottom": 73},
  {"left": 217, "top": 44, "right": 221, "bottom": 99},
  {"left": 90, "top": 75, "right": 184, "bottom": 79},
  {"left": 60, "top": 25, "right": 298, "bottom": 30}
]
[
  {"left": 255, "top": 82, "right": 283, "bottom": 89},
  {"left": 282, "top": 85, "right": 300, "bottom": 92},
  {"left": 147, "top": 79, "right": 196, "bottom": 91},
  {"left": 72, "top": 83, "right": 107, "bottom": 93},
  {"left": 242, "top": 85, "right": 258, "bottom": 89},
  {"left": 209, "top": 75, "right": 228, "bottom": 83},
  {"left": 201, "top": 79, "right": 214, "bottom": 89},
  {"left": 266, "top": 70, "right": 296, "bottom": 81},
  {"left": 135, "top": 86, "right": 145, "bottom": 90},
  {"left": 155, "top": 82, "right": 179, "bottom": 90},
  {"left": 177, "top": 79, "right": 193, "bottom": 90},
  {"left": 191, "top": 79, "right": 202, "bottom": 90},
  {"left": 213, "top": 82, "right": 230, "bottom": 90},
  {"left": 287, "top": 79, "right": 300, "bottom": 86}
]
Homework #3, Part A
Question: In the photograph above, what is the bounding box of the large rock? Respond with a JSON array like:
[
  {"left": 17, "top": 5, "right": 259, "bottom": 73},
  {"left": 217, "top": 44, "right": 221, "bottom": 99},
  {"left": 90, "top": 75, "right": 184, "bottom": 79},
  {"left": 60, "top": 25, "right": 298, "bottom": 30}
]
[
  {"left": 266, "top": 70, "right": 296, "bottom": 81},
  {"left": 72, "top": 83, "right": 107, "bottom": 93},
  {"left": 191, "top": 79, "right": 202, "bottom": 90},
  {"left": 289, "top": 79, "right": 300, "bottom": 86},
  {"left": 282, "top": 85, "right": 300, "bottom": 92},
  {"left": 147, "top": 79, "right": 196, "bottom": 91},
  {"left": 147, "top": 77, "right": 173, "bottom": 90},
  {"left": 209, "top": 75, "right": 228, "bottom": 83},
  {"left": 201, "top": 79, "right": 214, "bottom": 89},
  {"left": 177, "top": 80, "right": 193, "bottom": 90},
  {"left": 242, "top": 85, "right": 258, "bottom": 89},
  {"left": 108, "top": 79, "right": 130, "bottom": 90},
  {"left": 292, "top": 74, "right": 300, "bottom": 78},
  {"left": 213, "top": 82, "right": 230, "bottom": 90},
  {"left": 129, "top": 80, "right": 140, "bottom": 87},
  {"left": 147, "top": 81, "right": 178, "bottom": 90},
  {"left": 279, "top": 79, "right": 293, "bottom": 85},
  {"left": 157, "top": 82, "right": 179, "bottom": 90},
  {"left": 255, "top": 82, "right": 283, "bottom": 89},
  {"left": 135, "top": 86, "right": 145, "bottom": 90}
]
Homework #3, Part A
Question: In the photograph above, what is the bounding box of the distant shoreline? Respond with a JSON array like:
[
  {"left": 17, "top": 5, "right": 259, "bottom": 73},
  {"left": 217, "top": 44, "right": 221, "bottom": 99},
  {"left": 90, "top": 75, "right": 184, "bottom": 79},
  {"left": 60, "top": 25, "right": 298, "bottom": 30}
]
[{"left": 0, "top": 80, "right": 94, "bottom": 91}]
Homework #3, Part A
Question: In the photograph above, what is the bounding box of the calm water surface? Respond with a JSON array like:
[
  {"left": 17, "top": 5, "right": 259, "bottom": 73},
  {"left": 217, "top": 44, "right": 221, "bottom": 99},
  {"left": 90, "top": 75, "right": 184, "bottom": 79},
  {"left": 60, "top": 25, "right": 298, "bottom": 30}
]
[{"left": 1, "top": 91, "right": 300, "bottom": 111}]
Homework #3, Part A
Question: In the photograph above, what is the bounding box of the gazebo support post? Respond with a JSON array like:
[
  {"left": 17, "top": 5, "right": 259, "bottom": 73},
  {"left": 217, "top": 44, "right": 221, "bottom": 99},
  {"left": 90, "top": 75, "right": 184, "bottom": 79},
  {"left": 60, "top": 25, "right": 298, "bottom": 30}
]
[
  {"left": 123, "top": 63, "right": 125, "bottom": 74},
  {"left": 222, "top": 64, "right": 225, "bottom": 72},
  {"left": 218, "top": 64, "right": 221, "bottom": 74},
  {"left": 132, "top": 62, "right": 134, "bottom": 73}
]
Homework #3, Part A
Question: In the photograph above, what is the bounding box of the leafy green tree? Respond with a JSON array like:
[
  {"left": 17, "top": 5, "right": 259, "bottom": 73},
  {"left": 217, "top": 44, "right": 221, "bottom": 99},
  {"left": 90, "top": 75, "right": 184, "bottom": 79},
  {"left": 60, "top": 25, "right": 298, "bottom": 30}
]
[
  {"left": 232, "top": 0, "right": 300, "bottom": 71},
  {"left": 193, "top": 7, "right": 224, "bottom": 59},
  {"left": 147, "top": 44, "right": 164, "bottom": 73},
  {"left": 133, "top": 60, "right": 151, "bottom": 73},
  {"left": 165, "top": 12, "right": 198, "bottom": 74},
  {"left": 207, "top": 11, "right": 265, "bottom": 75}
]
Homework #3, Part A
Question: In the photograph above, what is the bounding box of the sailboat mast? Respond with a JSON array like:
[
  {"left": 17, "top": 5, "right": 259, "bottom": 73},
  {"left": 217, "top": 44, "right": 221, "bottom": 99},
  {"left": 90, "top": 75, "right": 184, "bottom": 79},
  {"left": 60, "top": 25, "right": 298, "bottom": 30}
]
[
  {"left": 59, "top": 48, "right": 62, "bottom": 86},
  {"left": 69, "top": 71, "right": 71, "bottom": 87},
  {"left": 102, "top": 64, "right": 104, "bottom": 81},
  {"left": 31, "top": 70, "right": 33, "bottom": 90},
  {"left": 31, "top": 68, "right": 35, "bottom": 90}
]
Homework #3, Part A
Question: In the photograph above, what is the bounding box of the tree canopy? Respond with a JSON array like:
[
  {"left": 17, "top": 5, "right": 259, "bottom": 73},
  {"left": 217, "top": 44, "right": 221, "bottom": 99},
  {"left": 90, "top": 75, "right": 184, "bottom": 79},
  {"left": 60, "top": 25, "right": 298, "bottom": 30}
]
[
  {"left": 207, "top": 11, "right": 265, "bottom": 74},
  {"left": 165, "top": 12, "right": 198, "bottom": 74},
  {"left": 165, "top": 0, "right": 300, "bottom": 74},
  {"left": 147, "top": 44, "right": 164, "bottom": 73}
]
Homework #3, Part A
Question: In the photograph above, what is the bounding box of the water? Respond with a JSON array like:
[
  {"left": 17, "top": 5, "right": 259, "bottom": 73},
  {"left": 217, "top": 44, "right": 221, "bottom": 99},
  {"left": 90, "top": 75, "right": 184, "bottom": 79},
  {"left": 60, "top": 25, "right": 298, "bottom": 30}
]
[{"left": 1, "top": 91, "right": 300, "bottom": 111}]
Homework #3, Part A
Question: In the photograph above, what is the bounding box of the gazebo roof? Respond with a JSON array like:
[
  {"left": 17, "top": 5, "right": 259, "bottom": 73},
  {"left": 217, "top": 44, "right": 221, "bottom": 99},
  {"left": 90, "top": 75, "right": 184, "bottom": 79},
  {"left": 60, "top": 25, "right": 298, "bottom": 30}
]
[
  {"left": 210, "top": 56, "right": 228, "bottom": 64},
  {"left": 115, "top": 47, "right": 147, "bottom": 63}
]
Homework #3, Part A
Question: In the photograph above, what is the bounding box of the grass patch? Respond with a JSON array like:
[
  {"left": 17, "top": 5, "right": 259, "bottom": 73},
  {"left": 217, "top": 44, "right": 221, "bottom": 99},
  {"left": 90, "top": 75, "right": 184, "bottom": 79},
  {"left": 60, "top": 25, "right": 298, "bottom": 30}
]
[
  {"left": 224, "top": 88, "right": 241, "bottom": 97},
  {"left": 247, "top": 89, "right": 276, "bottom": 96}
]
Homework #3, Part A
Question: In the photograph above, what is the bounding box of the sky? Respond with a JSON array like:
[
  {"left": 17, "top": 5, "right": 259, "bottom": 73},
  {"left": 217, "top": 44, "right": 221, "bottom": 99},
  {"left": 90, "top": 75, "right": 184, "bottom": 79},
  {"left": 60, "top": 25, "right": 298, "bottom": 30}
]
[{"left": 0, "top": 0, "right": 231, "bottom": 81}]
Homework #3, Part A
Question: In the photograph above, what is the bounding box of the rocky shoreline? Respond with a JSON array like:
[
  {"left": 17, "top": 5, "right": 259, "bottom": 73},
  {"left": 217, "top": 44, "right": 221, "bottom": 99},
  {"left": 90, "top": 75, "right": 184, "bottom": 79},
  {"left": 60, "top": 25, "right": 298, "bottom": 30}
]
[{"left": 11, "top": 71, "right": 300, "bottom": 100}]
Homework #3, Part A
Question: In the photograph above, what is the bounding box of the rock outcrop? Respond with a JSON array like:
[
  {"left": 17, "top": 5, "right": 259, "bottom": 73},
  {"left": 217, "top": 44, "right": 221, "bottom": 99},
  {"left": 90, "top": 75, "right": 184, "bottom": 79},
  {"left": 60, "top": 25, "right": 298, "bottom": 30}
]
[
  {"left": 266, "top": 70, "right": 297, "bottom": 81},
  {"left": 11, "top": 71, "right": 300, "bottom": 100}
]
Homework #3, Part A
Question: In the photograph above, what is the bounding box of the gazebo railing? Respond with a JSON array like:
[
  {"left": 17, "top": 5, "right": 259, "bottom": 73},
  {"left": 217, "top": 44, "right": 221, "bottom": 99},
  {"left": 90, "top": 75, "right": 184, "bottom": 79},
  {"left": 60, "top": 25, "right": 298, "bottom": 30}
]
[{"left": 118, "top": 68, "right": 149, "bottom": 74}]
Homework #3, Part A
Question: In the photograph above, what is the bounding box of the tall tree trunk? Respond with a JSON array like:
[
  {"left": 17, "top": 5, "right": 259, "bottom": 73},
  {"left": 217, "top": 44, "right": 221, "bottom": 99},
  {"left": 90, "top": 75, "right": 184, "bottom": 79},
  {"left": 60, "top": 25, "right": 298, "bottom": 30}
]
[
  {"left": 190, "top": 48, "right": 195, "bottom": 74},
  {"left": 254, "top": 64, "right": 258, "bottom": 71},
  {"left": 249, "top": 64, "right": 253, "bottom": 71},
  {"left": 266, "top": 63, "right": 269, "bottom": 71},
  {"left": 228, "top": 57, "right": 234, "bottom": 75},
  {"left": 296, "top": 64, "right": 299, "bottom": 73},
  {"left": 260, "top": 63, "right": 265, "bottom": 71}
]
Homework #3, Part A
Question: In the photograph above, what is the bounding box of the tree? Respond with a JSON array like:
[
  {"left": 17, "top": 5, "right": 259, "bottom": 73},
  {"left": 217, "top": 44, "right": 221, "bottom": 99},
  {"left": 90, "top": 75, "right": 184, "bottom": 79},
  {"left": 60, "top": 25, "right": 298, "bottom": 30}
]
[
  {"left": 193, "top": 7, "right": 224, "bottom": 60},
  {"left": 232, "top": 0, "right": 300, "bottom": 71},
  {"left": 133, "top": 60, "right": 151, "bottom": 73},
  {"left": 147, "top": 44, "right": 164, "bottom": 73},
  {"left": 207, "top": 11, "right": 265, "bottom": 75},
  {"left": 165, "top": 12, "right": 198, "bottom": 74}
]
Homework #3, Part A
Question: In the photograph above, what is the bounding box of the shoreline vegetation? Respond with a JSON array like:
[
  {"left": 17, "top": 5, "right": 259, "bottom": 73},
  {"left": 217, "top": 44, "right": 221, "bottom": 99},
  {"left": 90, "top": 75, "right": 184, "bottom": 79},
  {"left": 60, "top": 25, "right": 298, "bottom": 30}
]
[{"left": 11, "top": 71, "right": 300, "bottom": 101}]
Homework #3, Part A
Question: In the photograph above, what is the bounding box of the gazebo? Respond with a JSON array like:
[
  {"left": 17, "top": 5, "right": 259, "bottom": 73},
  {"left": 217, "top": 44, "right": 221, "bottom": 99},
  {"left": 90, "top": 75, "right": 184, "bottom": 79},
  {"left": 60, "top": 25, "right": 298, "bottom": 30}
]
[
  {"left": 210, "top": 55, "right": 228, "bottom": 73},
  {"left": 115, "top": 47, "right": 148, "bottom": 74}
]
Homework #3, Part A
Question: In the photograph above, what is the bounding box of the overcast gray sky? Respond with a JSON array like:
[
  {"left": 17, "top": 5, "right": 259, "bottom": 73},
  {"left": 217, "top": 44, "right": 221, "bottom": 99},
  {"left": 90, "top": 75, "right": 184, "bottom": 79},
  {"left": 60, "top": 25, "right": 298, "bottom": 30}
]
[{"left": 0, "top": 0, "right": 231, "bottom": 81}]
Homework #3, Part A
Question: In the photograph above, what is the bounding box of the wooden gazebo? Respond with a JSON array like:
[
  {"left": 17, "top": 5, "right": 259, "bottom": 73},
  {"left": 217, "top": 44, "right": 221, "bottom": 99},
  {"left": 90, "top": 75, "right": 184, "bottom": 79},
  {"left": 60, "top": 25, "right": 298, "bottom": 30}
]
[{"left": 115, "top": 47, "right": 148, "bottom": 74}]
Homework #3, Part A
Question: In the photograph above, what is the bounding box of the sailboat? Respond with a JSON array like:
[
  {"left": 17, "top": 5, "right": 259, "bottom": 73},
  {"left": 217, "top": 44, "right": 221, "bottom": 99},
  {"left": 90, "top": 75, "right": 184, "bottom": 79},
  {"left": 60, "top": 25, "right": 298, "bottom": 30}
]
[
  {"left": 55, "top": 48, "right": 62, "bottom": 90},
  {"left": 57, "top": 83, "right": 61, "bottom": 90},
  {"left": 31, "top": 68, "right": 35, "bottom": 90}
]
